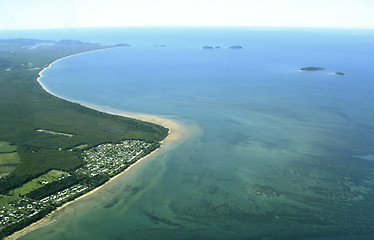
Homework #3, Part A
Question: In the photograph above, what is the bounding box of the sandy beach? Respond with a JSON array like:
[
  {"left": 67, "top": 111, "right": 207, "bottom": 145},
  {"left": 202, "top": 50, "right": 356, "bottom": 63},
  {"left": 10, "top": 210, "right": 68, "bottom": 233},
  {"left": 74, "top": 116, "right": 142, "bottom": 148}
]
[{"left": 6, "top": 50, "right": 189, "bottom": 240}]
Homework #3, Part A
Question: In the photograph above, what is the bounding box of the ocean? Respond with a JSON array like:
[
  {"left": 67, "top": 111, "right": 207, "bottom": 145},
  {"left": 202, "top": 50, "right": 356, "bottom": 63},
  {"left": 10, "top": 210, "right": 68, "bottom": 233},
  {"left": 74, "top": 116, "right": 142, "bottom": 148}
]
[{"left": 5, "top": 27, "right": 374, "bottom": 239}]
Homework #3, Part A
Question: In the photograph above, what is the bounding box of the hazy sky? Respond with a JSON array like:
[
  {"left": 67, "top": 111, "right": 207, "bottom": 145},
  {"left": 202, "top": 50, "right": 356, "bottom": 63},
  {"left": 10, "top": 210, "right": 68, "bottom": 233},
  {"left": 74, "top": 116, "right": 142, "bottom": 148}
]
[{"left": 1, "top": 0, "right": 374, "bottom": 30}]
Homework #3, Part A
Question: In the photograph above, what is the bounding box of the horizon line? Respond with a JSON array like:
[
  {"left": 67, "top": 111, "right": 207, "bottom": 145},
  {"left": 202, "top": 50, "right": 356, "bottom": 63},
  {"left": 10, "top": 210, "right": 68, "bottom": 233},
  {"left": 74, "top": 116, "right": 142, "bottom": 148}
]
[{"left": 1, "top": 25, "right": 374, "bottom": 31}]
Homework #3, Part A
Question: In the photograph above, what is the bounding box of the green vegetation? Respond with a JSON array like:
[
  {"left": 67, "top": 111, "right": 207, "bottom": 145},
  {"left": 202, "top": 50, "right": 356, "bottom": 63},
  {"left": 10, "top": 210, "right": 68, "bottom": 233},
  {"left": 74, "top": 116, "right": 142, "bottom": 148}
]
[
  {"left": 10, "top": 170, "right": 69, "bottom": 196},
  {"left": 24, "top": 174, "right": 89, "bottom": 200},
  {"left": 74, "top": 144, "right": 89, "bottom": 149},
  {"left": 0, "top": 195, "right": 20, "bottom": 206},
  {"left": 0, "top": 142, "right": 17, "bottom": 153},
  {"left": 0, "top": 152, "right": 20, "bottom": 165},
  {"left": 0, "top": 142, "right": 21, "bottom": 177},
  {"left": 0, "top": 39, "right": 169, "bottom": 238},
  {"left": 0, "top": 152, "right": 21, "bottom": 177}
]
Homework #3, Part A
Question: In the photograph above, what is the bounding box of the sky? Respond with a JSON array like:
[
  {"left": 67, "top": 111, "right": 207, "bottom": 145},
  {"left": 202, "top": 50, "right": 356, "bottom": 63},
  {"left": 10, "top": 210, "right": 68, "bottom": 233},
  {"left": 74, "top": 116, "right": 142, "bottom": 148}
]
[{"left": 0, "top": 0, "right": 374, "bottom": 30}]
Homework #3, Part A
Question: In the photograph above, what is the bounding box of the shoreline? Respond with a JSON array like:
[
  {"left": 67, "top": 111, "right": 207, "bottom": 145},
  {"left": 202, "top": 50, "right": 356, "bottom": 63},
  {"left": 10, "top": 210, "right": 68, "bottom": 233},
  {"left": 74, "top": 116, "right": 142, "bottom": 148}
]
[
  {"left": 37, "top": 46, "right": 118, "bottom": 80},
  {"left": 6, "top": 145, "right": 162, "bottom": 240},
  {"left": 6, "top": 49, "right": 188, "bottom": 240}
]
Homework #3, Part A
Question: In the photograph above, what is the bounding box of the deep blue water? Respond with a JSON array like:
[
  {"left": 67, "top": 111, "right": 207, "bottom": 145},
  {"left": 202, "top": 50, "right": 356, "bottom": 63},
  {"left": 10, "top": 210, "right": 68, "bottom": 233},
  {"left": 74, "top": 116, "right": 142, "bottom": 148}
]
[{"left": 8, "top": 28, "right": 374, "bottom": 240}]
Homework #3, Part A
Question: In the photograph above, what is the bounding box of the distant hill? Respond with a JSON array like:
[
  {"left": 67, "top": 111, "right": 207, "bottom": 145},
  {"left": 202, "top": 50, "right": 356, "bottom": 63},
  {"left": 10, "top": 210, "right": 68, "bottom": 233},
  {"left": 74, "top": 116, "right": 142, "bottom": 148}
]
[{"left": 0, "top": 38, "right": 54, "bottom": 45}]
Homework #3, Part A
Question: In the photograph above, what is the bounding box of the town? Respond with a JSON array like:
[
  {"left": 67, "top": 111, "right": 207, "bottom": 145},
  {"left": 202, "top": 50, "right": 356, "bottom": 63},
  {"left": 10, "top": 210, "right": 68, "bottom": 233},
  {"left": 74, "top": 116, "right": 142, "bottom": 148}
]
[{"left": 0, "top": 140, "right": 159, "bottom": 235}]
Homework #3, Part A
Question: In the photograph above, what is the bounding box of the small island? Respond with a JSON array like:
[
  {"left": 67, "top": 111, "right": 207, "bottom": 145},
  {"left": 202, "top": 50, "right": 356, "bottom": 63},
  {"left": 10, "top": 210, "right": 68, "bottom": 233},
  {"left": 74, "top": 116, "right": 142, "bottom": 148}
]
[
  {"left": 115, "top": 43, "right": 131, "bottom": 47},
  {"left": 229, "top": 45, "right": 243, "bottom": 49},
  {"left": 202, "top": 46, "right": 222, "bottom": 50},
  {"left": 202, "top": 46, "right": 214, "bottom": 49},
  {"left": 335, "top": 72, "right": 346, "bottom": 75},
  {"left": 299, "top": 67, "right": 326, "bottom": 71}
]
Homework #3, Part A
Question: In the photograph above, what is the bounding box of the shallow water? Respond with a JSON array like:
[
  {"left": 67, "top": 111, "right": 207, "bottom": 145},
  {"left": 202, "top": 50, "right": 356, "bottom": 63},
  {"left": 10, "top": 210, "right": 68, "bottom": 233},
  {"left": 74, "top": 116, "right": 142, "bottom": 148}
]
[{"left": 19, "top": 28, "right": 374, "bottom": 240}]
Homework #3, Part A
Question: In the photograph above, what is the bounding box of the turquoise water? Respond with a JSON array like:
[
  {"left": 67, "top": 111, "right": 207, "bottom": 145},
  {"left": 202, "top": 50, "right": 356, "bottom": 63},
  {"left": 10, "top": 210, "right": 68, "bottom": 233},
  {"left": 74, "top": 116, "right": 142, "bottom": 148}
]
[{"left": 19, "top": 28, "right": 374, "bottom": 239}]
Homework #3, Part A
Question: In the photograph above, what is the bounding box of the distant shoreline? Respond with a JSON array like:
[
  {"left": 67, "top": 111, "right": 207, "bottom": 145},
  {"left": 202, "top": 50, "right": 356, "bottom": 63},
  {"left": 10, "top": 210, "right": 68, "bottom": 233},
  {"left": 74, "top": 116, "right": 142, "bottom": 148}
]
[{"left": 6, "top": 49, "right": 188, "bottom": 240}]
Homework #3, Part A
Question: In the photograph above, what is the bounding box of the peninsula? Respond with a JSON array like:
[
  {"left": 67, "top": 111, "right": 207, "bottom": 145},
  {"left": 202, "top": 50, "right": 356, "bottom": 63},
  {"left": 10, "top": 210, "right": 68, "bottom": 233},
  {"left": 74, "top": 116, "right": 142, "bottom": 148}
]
[{"left": 0, "top": 39, "right": 169, "bottom": 238}]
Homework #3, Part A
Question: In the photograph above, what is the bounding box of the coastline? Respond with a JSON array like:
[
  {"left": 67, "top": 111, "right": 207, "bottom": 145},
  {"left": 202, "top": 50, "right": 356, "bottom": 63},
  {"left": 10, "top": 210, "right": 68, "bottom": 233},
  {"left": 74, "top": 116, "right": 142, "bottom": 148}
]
[
  {"left": 37, "top": 46, "right": 118, "bottom": 81},
  {"left": 6, "top": 50, "right": 188, "bottom": 240}
]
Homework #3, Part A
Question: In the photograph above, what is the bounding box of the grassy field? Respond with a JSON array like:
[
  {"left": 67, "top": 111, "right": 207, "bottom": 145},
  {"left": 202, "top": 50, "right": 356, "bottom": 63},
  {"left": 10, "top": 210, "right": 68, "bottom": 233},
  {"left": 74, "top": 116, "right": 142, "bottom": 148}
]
[
  {"left": 0, "top": 142, "right": 19, "bottom": 176},
  {"left": 0, "top": 195, "right": 20, "bottom": 206},
  {"left": 74, "top": 144, "right": 89, "bottom": 149},
  {"left": 0, "top": 152, "right": 21, "bottom": 177},
  {"left": 0, "top": 152, "right": 20, "bottom": 165},
  {"left": 0, "top": 142, "right": 17, "bottom": 153},
  {"left": 10, "top": 170, "right": 69, "bottom": 196}
]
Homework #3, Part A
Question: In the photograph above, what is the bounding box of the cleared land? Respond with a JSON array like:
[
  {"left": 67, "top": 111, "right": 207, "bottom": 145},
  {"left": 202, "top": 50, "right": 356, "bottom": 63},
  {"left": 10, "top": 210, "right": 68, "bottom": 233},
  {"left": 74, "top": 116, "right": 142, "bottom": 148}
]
[
  {"left": 0, "top": 142, "right": 17, "bottom": 153},
  {"left": 10, "top": 170, "right": 69, "bottom": 196},
  {"left": 0, "top": 152, "right": 21, "bottom": 177}
]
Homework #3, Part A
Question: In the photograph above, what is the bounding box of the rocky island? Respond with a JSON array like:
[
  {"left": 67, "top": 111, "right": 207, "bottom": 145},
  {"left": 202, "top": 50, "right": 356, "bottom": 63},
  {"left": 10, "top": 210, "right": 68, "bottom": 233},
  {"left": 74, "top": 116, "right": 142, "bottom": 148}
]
[
  {"left": 335, "top": 72, "right": 346, "bottom": 75},
  {"left": 299, "top": 67, "right": 326, "bottom": 71}
]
